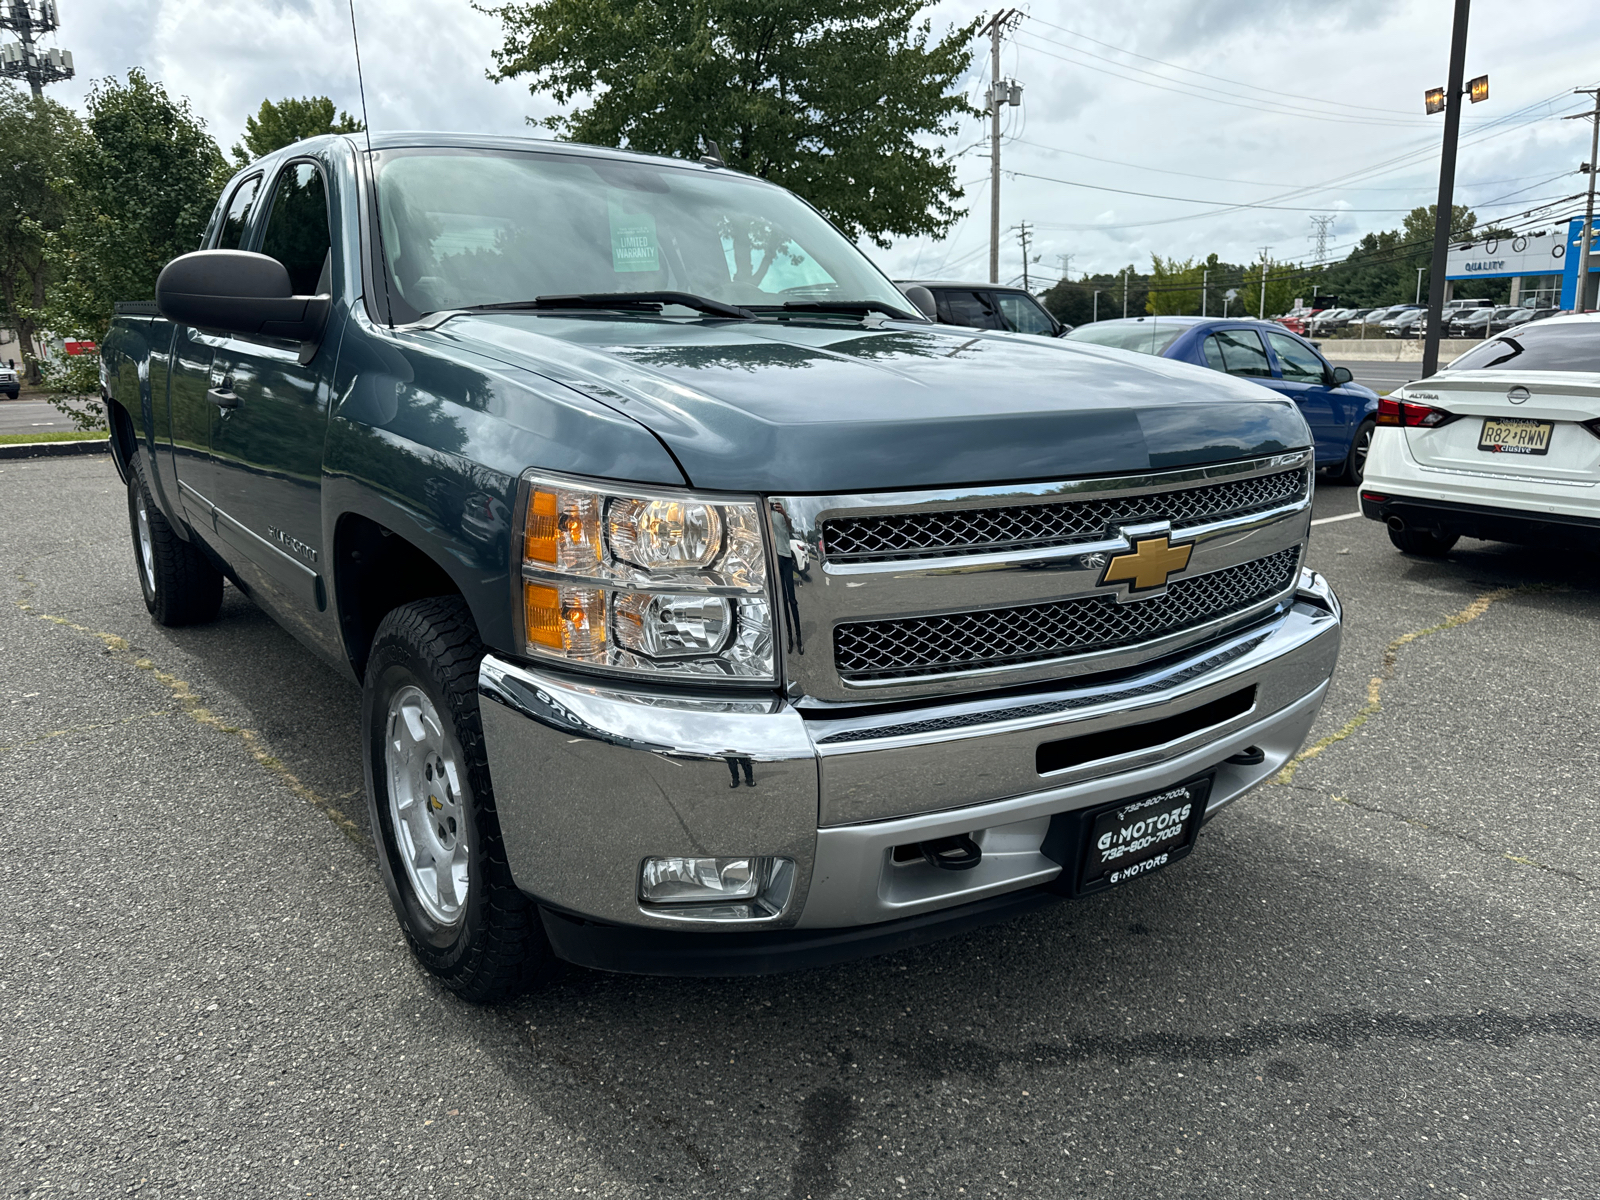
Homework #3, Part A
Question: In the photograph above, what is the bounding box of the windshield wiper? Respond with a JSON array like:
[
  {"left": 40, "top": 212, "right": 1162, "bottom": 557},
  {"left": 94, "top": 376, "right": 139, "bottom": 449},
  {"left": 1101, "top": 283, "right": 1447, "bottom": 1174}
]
[
  {"left": 459, "top": 292, "right": 755, "bottom": 320},
  {"left": 749, "top": 300, "right": 922, "bottom": 321}
]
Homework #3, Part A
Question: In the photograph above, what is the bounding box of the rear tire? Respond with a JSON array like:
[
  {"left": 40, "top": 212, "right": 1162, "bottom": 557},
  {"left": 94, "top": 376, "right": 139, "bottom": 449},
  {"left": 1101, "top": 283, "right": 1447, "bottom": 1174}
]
[
  {"left": 126, "top": 453, "right": 223, "bottom": 626},
  {"left": 362, "top": 596, "right": 549, "bottom": 1002},
  {"left": 1387, "top": 524, "right": 1458, "bottom": 557}
]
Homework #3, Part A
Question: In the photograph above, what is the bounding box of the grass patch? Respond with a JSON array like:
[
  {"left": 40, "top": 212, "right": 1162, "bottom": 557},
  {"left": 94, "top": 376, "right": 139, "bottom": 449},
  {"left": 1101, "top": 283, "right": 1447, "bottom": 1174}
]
[{"left": 0, "top": 430, "right": 107, "bottom": 445}]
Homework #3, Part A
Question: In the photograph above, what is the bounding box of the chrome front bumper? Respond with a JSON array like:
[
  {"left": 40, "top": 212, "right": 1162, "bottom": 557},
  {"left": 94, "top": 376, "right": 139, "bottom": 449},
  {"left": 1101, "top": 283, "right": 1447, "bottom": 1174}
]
[{"left": 478, "top": 569, "right": 1340, "bottom": 941}]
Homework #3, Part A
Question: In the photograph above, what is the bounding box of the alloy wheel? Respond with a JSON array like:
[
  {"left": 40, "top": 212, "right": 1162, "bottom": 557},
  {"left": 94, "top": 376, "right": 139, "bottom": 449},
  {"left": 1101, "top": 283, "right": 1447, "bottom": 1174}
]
[{"left": 384, "top": 684, "right": 470, "bottom": 926}]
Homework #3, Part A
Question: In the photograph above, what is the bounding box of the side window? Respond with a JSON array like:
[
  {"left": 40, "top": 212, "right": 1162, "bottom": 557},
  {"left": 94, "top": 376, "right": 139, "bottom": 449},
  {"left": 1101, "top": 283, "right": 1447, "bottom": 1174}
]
[
  {"left": 1203, "top": 335, "right": 1227, "bottom": 372},
  {"left": 940, "top": 290, "right": 1005, "bottom": 330},
  {"left": 995, "top": 293, "right": 1057, "bottom": 336},
  {"left": 259, "top": 162, "right": 332, "bottom": 295},
  {"left": 1266, "top": 331, "right": 1327, "bottom": 384},
  {"left": 215, "top": 175, "right": 263, "bottom": 251},
  {"left": 1210, "top": 329, "right": 1272, "bottom": 377}
]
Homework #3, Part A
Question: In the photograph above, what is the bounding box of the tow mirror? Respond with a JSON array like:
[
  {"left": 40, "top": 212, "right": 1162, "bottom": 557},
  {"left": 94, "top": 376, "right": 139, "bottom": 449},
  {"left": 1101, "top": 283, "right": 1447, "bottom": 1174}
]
[
  {"left": 1331, "top": 366, "right": 1354, "bottom": 386},
  {"left": 156, "top": 250, "right": 330, "bottom": 342},
  {"left": 901, "top": 285, "right": 938, "bottom": 322}
]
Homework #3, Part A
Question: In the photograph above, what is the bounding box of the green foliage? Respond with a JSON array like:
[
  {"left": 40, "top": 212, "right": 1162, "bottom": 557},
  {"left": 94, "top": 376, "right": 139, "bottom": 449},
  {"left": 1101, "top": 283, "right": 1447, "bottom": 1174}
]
[
  {"left": 1040, "top": 266, "right": 1148, "bottom": 326},
  {"left": 232, "top": 95, "right": 364, "bottom": 165},
  {"left": 1146, "top": 254, "right": 1204, "bottom": 315},
  {"left": 38, "top": 69, "right": 225, "bottom": 430},
  {"left": 0, "top": 85, "right": 81, "bottom": 385},
  {"left": 481, "top": 0, "right": 979, "bottom": 248},
  {"left": 36, "top": 349, "right": 102, "bottom": 430}
]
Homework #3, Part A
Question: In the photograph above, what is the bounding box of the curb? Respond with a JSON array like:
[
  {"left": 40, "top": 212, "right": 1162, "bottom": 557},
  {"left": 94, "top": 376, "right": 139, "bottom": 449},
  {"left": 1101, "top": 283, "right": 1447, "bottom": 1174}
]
[{"left": 0, "top": 437, "right": 111, "bottom": 461}]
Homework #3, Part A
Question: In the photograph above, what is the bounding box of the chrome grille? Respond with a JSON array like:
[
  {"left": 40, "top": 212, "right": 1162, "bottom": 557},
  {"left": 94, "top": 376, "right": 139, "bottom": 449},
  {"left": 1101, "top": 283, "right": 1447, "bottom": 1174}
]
[
  {"left": 833, "top": 546, "right": 1301, "bottom": 681},
  {"left": 822, "top": 468, "right": 1307, "bottom": 561}
]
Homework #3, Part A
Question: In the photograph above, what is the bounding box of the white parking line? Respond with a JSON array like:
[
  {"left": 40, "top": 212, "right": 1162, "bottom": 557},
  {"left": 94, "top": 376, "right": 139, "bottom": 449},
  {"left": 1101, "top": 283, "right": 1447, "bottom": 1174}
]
[{"left": 1311, "top": 511, "right": 1364, "bottom": 527}]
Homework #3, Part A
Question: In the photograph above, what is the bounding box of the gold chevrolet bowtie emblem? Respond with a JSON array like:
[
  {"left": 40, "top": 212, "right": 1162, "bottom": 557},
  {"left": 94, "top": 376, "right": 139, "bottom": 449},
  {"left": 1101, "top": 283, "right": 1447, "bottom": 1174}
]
[{"left": 1100, "top": 535, "right": 1193, "bottom": 592}]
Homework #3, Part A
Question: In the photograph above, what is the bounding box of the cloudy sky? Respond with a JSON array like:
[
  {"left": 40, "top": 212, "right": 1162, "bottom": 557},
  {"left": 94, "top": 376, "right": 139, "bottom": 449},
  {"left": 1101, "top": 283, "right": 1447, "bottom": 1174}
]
[{"left": 30, "top": 0, "right": 1600, "bottom": 287}]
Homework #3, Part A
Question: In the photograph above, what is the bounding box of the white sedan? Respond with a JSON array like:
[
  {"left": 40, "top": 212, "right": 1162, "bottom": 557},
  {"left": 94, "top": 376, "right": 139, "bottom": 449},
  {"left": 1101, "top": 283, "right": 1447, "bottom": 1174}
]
[{"left": 1361, "top": 312, "right": 1600, "bottom": 555}]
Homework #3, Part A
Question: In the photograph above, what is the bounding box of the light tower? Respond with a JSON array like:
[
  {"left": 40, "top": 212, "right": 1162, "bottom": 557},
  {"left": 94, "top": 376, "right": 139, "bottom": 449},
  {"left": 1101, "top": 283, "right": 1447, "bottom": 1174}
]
[{"left": 0, "top": 1, "right": 75, "bottom": 99}]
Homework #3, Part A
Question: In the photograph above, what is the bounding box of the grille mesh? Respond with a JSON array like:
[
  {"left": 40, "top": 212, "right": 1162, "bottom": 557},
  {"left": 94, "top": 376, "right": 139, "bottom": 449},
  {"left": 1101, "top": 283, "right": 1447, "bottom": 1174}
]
[
  {"left": 833, "top": 546, "right": 1301, "bottom": 681},
  {"left": 822, "top": 468, "right": 1307, "bottom": 561}
]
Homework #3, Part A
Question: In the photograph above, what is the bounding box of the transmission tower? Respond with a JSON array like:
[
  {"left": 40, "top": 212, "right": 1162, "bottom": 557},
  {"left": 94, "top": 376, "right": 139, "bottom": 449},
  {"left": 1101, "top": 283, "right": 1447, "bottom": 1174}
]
[
  {"left": 0, "top": 1, "right": 74, "bottom": 99},
  {"left": 1308, "top": 214, "right": 1335, "bottom": 265}
]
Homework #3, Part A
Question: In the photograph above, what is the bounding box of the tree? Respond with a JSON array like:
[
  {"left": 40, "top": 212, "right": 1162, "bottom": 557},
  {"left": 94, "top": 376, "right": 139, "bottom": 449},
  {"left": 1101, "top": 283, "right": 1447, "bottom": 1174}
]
[
  {"left": 481, "top": 0, "right": 978, "bottom": 247},
  {"left": 40, "top": 70, "right": 226, "bottom": 428},
  {"left": 1146, "top": 254, "right": 1204, "bottom": 316},
  {"left": 0, "top": 85, "right": 80, "bottom": 385},
  {"left": 232, "top": 95, "right": 364, "bottom": 165}
]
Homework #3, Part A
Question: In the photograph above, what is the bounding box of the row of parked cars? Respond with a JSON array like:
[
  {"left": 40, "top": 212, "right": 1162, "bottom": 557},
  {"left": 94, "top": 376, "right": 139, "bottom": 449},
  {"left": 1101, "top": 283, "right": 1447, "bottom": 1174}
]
[{"left": 1280, "top": 299, "right": 1565, "bottom": 340}]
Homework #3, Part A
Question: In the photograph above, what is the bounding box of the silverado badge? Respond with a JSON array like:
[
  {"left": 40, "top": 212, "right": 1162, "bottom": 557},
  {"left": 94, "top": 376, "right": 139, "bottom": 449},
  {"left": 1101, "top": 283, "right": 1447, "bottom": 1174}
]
[{"left": 1100, "top": 535, "right": 1193, "bottom": 593}]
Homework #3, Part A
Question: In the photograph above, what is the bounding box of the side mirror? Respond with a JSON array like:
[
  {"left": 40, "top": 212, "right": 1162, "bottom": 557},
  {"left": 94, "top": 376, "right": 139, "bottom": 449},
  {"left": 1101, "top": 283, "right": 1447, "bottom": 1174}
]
[
  {"left": 901, "top": 285, "right": 938, "bottom": 322},
  {"left": 156, "top": 250, "right": 329, "bottom": 341},
  {"left": 1331, "top": 366, "right": 1354, "bottom": 386}
]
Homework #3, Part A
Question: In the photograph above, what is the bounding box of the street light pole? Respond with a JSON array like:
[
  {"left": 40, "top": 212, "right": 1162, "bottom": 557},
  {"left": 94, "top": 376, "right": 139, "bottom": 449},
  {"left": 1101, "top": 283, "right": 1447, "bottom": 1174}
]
[
  {"left": 1416, "top": 267, "right": 1425, "bottom": 305},
  {"left": 1201, "top": 267, "right": 1208, "bottom": 317},
  {"left": 1421, "top": 0, "right": 1472, "bottom": 379},
  {"left": 1566, "top": 88, "right": 1600, "bottom": 312},
  {"left": 1258, "top": 246, "right": 1272, "bottom": 319},
  {"left": 1093, "top": 290, "right": 1101, "bottom": 323},
  {"left": 1122, "top": 268, "right": 1129, "bottom": 318}
]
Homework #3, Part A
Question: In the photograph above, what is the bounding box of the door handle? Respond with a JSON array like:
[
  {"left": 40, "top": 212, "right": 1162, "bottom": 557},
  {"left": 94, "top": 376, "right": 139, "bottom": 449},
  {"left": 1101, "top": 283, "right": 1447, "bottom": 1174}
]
[{"left": 206, "top": 387, "right": 239, "bottom": 409}]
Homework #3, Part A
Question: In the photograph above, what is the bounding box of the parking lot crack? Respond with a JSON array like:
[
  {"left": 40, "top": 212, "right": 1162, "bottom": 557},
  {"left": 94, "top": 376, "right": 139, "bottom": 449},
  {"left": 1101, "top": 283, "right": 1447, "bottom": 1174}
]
[
  {"left": 13, "top": 597, "right": 368, "bottom": 850},
  {"left": 1273, "top": 585, "right": 1549, "bottom": 787},
  {"left": 0, "top": 709, "right": 172, "bottom": 757},
  {"left": 1324, "top": 792, "right": 1591, "bottom": 888}
]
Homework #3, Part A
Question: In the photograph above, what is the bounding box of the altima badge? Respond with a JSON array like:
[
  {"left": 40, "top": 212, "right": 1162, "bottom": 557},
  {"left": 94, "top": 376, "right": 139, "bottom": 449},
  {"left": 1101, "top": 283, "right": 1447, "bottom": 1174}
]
[{"left": 1100, "top": 535, "right": 1193, "bottom": 593}]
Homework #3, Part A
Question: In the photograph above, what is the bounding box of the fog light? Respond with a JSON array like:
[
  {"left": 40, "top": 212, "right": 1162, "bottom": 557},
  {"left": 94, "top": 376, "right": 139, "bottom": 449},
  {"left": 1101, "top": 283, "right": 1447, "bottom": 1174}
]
[{"left": 641, "top": 856, "right": 767, "bottom": 904}]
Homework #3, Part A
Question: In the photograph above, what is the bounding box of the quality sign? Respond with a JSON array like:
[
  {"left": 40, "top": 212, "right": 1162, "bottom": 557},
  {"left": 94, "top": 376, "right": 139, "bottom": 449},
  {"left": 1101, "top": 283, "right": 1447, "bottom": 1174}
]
[{"left": 1444, "top": 234, "right": 1568, "bottom": 281}]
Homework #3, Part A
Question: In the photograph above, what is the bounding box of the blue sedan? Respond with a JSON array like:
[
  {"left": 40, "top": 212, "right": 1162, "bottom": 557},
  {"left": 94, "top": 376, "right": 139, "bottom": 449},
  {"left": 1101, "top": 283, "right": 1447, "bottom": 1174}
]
[{"left": 1066, "top": 316, "right": 1380, "bottom": 483}]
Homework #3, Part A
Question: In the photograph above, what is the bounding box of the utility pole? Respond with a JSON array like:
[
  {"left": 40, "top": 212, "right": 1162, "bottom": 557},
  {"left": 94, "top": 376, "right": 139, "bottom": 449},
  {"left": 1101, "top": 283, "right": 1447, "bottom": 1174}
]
[
  {"left": 1092, "top": 290, "right": 1101, "bottom": 323},
  {"left": 1015, "top": 222, "right": 1034, "bottom": 289},
  {"left": 1421, "top": 0, "right": 1472, "bottom": 378},
  {"left": 1416, "top": 267, "right": 1425, "bottom": 305},
  {"left": 1201, "top": 267, "right": 1208, "bottom": 317},
  {"left": 979, "top": 10, "right": 1023, "bottom": 285},
  {"left": 0, "top": 1, "right": 75, "bottom": 98},
  {"left": 1258, "top": 247, "right": 1272, "bottom": 319},
  {"left": 1565, "top": 87, "right": 1600, "bottom": 312},
  {"left": 1122, "top": 268, "right": 1130, "bottom": 318}
]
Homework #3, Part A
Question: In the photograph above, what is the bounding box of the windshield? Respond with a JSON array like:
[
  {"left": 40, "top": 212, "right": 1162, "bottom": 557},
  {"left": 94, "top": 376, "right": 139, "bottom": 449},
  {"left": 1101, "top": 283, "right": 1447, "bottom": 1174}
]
[
  {"left": 1064, "top": 321, "right": 1185, "bottom": 356},
  {"left": 371, "top": 147, "right": 910, "bottom": 320},
  {"left": 1445, "top": 321, "right": 1600, "bottom": 372}
]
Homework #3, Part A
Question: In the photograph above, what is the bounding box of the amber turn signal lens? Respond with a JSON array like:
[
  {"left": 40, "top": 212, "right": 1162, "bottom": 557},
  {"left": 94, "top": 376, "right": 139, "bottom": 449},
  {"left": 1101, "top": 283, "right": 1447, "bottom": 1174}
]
[
  {"left": 525, "top": 489, "right": 559, "bottom": 564},
  {"left": 524, "top": 582, "right": 564, "bottom": 649}
]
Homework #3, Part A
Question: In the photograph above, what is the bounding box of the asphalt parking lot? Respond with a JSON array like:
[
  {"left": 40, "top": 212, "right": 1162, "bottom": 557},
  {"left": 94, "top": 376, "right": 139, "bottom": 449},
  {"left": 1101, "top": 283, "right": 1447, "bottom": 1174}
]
[{"left": 4, "top": 457, "right": 1597, "bottom": 1199}]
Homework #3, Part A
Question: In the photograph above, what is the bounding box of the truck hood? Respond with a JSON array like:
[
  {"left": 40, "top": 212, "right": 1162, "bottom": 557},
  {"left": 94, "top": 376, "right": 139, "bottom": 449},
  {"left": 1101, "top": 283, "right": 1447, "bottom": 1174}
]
[{"left": 419, "top": 314, "right": 1310, "bottom": 493}]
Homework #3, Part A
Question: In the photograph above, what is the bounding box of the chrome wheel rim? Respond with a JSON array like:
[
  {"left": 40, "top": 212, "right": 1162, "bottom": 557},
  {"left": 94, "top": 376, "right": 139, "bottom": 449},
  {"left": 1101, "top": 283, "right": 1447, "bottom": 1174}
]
[
  {"left": 1353, "top": 426, "right": 1372, "bottom": 480},
  {"left": 385, "top": 684, "right": 469, "bottom": 926},
  {"left": 134, "top": 490, "right": 155, "bottom": 592}
]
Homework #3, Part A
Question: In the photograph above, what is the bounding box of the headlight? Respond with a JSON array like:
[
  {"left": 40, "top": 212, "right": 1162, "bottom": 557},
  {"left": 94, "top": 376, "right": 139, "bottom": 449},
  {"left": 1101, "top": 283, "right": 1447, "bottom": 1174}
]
[{"left": 514, "top": 472, "right": 775, "bottom": 681}]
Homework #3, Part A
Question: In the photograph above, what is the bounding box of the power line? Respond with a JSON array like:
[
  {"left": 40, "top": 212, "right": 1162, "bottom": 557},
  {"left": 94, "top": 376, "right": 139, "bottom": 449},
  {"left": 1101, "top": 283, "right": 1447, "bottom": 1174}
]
[
  {"left": 1004, "top": 169, "right": 1436, "bottom": 212},
  {"left": 1025, "top": 15, "right": 1440, "bottom": 119}
]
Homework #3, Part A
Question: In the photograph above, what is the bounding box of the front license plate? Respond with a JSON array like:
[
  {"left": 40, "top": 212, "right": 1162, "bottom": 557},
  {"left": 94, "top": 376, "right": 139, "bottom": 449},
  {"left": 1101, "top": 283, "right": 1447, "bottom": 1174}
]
[
  {"left": 1478, "top": 416, "right": 1552, "bottom": 456},
  {"left": 1077, "top": 776, "right": 1211, "bottom": 893}
]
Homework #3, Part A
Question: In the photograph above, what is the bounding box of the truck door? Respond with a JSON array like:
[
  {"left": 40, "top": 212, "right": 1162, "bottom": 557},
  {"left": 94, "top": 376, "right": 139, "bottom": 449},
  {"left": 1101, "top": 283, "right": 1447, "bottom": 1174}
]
[
  {"left": 168, "top": 173, "right": 265, "bottom": 528},
  {"left": 204, "top": 158, "right": 338, "bottom": 624}
]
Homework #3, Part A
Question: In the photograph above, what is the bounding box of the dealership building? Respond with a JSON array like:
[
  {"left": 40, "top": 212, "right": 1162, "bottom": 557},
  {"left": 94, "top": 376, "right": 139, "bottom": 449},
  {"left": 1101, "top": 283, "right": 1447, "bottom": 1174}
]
[{"left": 1444, "top": 217, "right": 1598, "bottom": 310}]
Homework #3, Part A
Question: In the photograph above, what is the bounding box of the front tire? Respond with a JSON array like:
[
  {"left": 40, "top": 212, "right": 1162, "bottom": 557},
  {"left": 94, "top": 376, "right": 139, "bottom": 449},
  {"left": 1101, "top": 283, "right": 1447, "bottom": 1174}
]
[
  {"left": 1388, "top": 524, "right": 1459, "bottom": 557},
  {"left": 126, "top": 453, "right": 223, "bottom": 626},
  {"left": 362, "top": 596, "right": 548, "bottom": 1001}
]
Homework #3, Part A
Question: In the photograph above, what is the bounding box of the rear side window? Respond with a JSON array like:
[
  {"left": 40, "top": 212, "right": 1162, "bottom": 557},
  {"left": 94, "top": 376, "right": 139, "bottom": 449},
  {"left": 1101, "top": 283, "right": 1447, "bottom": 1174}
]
[
  {"left": 260, "top": 162, "right": 332, "bottom": 295},
  {"left": 937, "top": 290, "right": 1005, "bottom": 330},
  {"left": 1265, "top": 331, "right": 1326, "bottom": 384},
  {"left": 1201, "top": 329, "right": 1271, "bottom": 377},
  {"left": 215, "top": 175, "right": 263, "bottom": 251},
  {"left": 994, "top": 292, "right": 1057, "bottom": 336},
  {"left": 1066, "top": 322, "right": 1184, "bottom": 356},
  {"left": 1446, "top": 322, "right": 1600, "bottom": 372}
]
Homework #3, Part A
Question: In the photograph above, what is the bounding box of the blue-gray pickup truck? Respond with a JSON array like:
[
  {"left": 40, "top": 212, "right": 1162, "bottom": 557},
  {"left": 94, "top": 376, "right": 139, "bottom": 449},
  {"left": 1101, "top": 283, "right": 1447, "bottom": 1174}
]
[{"left": 99, "top": 132, "right": 1341, "bottom": 999}]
